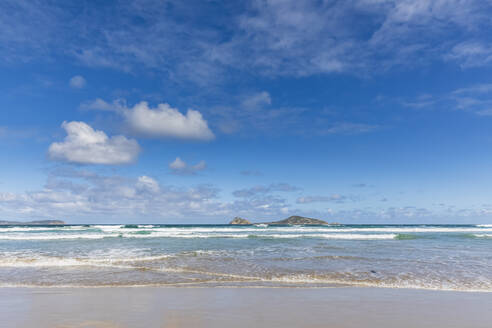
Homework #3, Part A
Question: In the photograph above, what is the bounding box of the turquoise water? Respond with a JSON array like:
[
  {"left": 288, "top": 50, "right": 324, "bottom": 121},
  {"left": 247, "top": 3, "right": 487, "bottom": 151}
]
[{"left": 0, "top": 224, "right": 491, "bottom": 291}]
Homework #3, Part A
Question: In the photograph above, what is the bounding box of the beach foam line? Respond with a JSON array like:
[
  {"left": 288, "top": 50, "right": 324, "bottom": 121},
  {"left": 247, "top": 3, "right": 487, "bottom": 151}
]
[
  {"left": 93, "top": 226, "right": 492, "bottom": 233},
  {"left": 0, "top": 232, "right": 400, "bottom": 240},
  {"left": 1, "top": 274, "right": 490, "bottom": 292},
  {"left": 0, "top": 254, "right": 174, "bottom": 268},
  {"left": 0, "top": 258, "right": 134, "bottom": 269},
  {"left": 265, "top": 275, "right": 492, "bottom": 292}
]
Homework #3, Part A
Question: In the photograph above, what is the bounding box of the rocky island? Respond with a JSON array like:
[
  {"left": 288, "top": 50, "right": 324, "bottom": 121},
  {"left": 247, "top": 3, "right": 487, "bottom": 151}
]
[
  {"left": 0, "top": 220, "right": 66, "bottom": 225},
  {"left": 229, "top": 217, "right": 252, "bottom": 225},
  {"left": 265, "top": 215, "right": 329, "bottom": 225},
  {"left": 229, "top": 215, "right": 333, "bottom": 225}
]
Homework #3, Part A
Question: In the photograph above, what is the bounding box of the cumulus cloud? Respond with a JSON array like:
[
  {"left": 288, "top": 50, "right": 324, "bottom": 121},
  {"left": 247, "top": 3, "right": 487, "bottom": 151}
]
[
  {"left": 69, "top": 75, "right": 86, "bottom": 88},
  {"left": 48, "top": 121, "right": 140, "bottom": 165},
  {"left": 0, "top": 170, "right": 225, "bottom": 221},
  {"left": 81, "top": 99, "right": 214, "bottom": 141},
  {"left": 125, "top": 102, "right": 214, "bottom": 140},
  {"left": 169, "top": 157, "right": 207, "bottom": 175},
  {"left": 1, "top": 168, "right": 490, "bottom": 223},
  {"left": 0, "top": 169, "right": 311, "bottom": 222}
]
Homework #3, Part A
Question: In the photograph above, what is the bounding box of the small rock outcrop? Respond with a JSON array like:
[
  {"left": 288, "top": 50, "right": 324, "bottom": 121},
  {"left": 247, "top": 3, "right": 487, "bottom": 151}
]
[{"left": 229, "top": 217, "right": 252, "bottom": 225}]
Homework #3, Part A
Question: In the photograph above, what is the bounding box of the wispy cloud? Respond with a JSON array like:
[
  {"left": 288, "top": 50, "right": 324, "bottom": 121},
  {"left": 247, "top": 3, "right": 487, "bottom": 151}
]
[
  {"left": 319, "top": 123, "right": 379, "bottom": 135},
  {"left": 296, "top": 194, "right": 355, "bottom": 204},
  {"left": 3, "top": 0, "right": 492, "bottom": 81},
  {"left": 399, "top": 83, "right": 492, "bottom": 116},
  {"left": 233, "top": 183, "right": 301, "bottom": 198},
  {"left": 69, "top": 75, "right": 86, "bottom": 89},
  {"left": 210, "top": 91, "right": 378, "bottom": 137},
  {"left": 446, "top": 41, "right": 492, "bottom": 68},
  {"left": 240, "top": 170, "right": 262, "bottom": 177}
]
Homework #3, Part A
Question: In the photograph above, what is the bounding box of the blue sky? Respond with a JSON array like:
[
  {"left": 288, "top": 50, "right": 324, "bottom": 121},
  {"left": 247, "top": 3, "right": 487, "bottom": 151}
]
[{"left": 2, "top": 0, "right": 492, "bottom": 223}]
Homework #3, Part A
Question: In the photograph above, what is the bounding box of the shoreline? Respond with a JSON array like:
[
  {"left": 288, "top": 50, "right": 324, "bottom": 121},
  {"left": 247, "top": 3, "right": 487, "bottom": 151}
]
[
  {"left": 1, "top": 284, "right": 491, "bottom": 293},
  {"left": 1, "top": 286, "right": 492, "bottom": 327}
]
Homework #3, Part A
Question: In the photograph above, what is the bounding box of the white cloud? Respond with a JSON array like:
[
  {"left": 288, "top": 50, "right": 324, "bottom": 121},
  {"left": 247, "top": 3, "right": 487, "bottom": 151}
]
[
  {"left": 0, "top": 170, "right": 225, "bottom": 221},
  {"left": 83, "top": 99, "right": 215, "bottom": 141},
  {"left": 69, "top": 75, "right": 86, "bottom": 89},
  {"left": 1, "top": 168, "right": 490, "bottom": 223},
  {"left": 48, "top": 121, "right": 140, "bottom": 165},
  {"left": 125, "top": 102, "right": 214, "bottom": 140},
  {"left": 136, "top": 176, "right": 160, "bottom": 193},
  {"left": 169, "top": 157, "right": 207, "bottom": 175},
  {"left": 169, "top": 157, "right": 187, "bottom": 170}
]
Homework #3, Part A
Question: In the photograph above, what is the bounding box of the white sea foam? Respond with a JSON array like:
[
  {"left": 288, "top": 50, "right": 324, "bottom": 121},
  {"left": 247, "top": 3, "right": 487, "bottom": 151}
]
[
  {"left": 5, "top": 225, "right": 492, "bottom": 234},
  {"left": 249, "top": 233, "right": 398, "bottom": 240},
  {"left": 319, "top": 233, "right": 397, "bottom": 240},
  {"left": 2, "top": 224, "right": 491, "bottom": 241},
  {"left": 0, "top": 255, "right": 173, "bottom": 268},
  {"left": 0, "top": 226, "right": 86, "bottom": 232},
  {"left": 306, "top": 227, "right": 492, "bottom": 233},
  {"left": 0, "top": 234, "right": 109, "bottom": 240},
  {"left": 0, "top": 231, "right": 399, "bottom": 240},
  {"left": 473, "top": 234, "right": 492, "bottom": 238},
  {"left": 1, "top": 224, "right": 491, "bottom": 292}
]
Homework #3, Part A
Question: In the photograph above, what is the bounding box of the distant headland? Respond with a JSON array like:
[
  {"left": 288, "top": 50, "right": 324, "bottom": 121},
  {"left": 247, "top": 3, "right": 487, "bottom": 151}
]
[
  {"left": 0, "top": 220, "right": 65, "bottom": 225},
  {"left": 229, "top": 215, "right": 339, "bottom": 225}
]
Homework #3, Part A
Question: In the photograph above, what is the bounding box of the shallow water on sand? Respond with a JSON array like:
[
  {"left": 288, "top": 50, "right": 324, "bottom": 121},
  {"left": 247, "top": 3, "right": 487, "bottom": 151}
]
[{"left": 0, "top": 224, "right": 491, "bottom": 291}]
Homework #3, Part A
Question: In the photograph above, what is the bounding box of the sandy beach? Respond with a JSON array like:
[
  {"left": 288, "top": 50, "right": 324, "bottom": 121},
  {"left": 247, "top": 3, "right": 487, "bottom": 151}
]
[{"left": 1, "top": 287, "right": 491, "bottom": 328}]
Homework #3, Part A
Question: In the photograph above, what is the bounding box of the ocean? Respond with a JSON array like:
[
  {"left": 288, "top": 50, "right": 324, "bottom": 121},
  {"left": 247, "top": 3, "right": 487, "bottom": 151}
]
[{"left": 0, "top": 224, "right": 491, "bottom": 291}]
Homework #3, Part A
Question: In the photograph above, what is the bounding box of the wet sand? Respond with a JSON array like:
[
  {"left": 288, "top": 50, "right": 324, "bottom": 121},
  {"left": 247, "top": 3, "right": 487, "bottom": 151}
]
[{"left": 1, "top": 287, "right": 491, "bottom": 328}]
